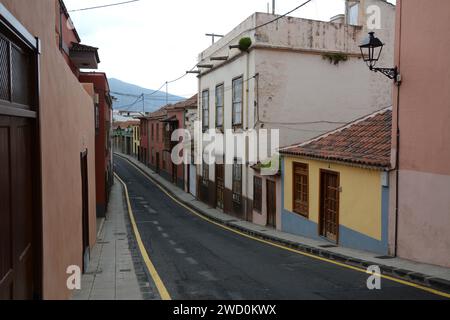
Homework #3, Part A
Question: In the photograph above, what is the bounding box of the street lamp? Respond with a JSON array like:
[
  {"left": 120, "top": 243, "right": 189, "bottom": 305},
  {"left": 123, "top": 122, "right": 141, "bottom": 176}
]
[{"left": 359, "top": 32, "right": 399, "bottom": 83}]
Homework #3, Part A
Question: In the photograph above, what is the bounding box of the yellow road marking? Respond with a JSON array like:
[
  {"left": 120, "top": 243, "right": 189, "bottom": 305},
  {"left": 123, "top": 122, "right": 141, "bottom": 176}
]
[
  {"left": 116, "top": 154, "right": 450, "bottom": 299},
  {"left": 114, "top": 172, "right": 172, "bottom": 301}
]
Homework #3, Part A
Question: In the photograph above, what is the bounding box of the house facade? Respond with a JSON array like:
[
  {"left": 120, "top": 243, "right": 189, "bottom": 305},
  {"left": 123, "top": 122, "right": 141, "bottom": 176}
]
[
  {"left": 132, "top": 123, "right": 140, "bottom": 158},
  {"left": 143, "top": 95, "right": 197, "bottom": 189},
  {"left": 0, "top": 0, "right": 99, "bottom": 299},
  {"left": 390, "top": 0, "right": 450, "bottom": 267},
  {"left": 196, "top": 0, "right": 395, "bottom": 225},
  {"left": 78, "top": 72, "right": 113, "bottom": 218},
  {"left": 280, "top": 108, "right": 392, "bottom": 254},
  {"left": 113, "top": 120, "right": 138, "bottom": 156}
]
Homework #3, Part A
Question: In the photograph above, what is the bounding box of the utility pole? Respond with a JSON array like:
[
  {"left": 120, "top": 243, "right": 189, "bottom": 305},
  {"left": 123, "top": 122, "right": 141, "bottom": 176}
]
[
  {"left": 165, "top": 81, "right": 168, "bottom": 106},
  {"left": 272, "top": 0, "right": 275, "bottom": 14},
  {"left": 142, "top": 93, "right": 145, "bottom": 114}
]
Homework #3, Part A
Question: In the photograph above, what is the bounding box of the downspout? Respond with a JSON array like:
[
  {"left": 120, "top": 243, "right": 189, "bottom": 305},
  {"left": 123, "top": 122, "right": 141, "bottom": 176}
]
[
  {"left": 394, "top": 0, "right": 403, "bottom": 257},
  {"left": 244, "top": 46, "right": 250, "bottom": 220}
]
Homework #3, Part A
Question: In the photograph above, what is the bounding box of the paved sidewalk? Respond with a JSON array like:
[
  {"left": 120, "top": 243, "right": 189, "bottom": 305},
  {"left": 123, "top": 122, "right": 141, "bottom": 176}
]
[
  {"left": 72, "top": 178, "right": 158, "bottom": 300},
  {"left": 116, "top": 152, "right": 450, "bottom": 293}
]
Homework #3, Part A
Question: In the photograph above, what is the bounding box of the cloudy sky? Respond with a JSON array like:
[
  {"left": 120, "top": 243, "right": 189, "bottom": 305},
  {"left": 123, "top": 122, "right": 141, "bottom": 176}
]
[{"left": 65, "top": 0, "right": 395, "bottom": 97}]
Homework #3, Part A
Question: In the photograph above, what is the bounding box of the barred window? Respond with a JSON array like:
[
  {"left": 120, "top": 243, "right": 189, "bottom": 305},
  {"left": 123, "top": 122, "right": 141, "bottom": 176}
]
[
  {"left": 202, "top": 161, "right": 209, "bottom": 186},
  {"left": 232, "top": 159, "right": 242, "bottom": 203}
]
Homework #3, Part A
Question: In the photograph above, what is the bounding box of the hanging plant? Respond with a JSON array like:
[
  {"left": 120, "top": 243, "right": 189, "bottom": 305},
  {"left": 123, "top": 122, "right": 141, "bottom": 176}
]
[
  {"left": 238, "top": 37, "right": 252, "bottom": 51},
  {"left": 322, "top": 52, "right": 348, "bottom": 65}
]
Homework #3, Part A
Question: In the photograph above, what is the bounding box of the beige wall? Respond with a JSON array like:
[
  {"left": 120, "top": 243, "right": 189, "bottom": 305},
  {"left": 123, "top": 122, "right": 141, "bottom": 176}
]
[
  {"left": 392, "top": 0, "right": 450, "bottom": 267},
  {"left": 1, "top": 0, "right": 97, "bottom": 298}
]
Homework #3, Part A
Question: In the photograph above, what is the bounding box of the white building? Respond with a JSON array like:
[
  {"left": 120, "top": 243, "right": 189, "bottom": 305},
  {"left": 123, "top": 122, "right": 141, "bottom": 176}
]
[{"left": 196, "top": 0, "right": 396, "bottom": 225}]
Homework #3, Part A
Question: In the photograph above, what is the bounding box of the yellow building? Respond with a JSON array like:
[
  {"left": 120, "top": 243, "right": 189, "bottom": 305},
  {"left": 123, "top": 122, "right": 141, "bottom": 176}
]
[
  {"left": 132, "top": 123, "right": 140, "bottom": 158},
  {"left": 279, "top": 108, "right": 392, "bottom": 255}
]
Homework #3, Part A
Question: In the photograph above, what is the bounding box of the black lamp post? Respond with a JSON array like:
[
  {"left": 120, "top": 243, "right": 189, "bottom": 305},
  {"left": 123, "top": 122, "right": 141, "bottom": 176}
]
[{"left": 359, "top": 32, "right": 399, "bottom": 82}]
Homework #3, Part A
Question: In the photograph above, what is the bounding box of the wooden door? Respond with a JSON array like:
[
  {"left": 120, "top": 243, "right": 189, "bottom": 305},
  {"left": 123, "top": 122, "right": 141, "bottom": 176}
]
[
  {"left": 156, "top": 152, "right": 160, "bottom": 173},
  {"left": 215, "top": 163, "right": 224, "bottom": 210},
  {"left": 172, "top": 162, "right": 177, "bottom": 184},
  {"left": 267, "top": 180, "right": 276, "bottom": 228},
  {"left": 80, "top": 151, "right": 90, "bottom": 273},
  {"left": 319, "top": 170, "right": 340, "bottom": 242},
  {"left": 0, "top": 116, "right": 34, "bottom": 300}
]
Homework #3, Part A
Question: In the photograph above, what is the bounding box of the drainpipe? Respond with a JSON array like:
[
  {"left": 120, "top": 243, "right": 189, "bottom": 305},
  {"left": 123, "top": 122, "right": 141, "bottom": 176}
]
[
  {"left": 244, "top": 48, "right": 250, "bottom": 220},
  {"left": 393, "top": 1, "right": 403, "bottom": 258}
]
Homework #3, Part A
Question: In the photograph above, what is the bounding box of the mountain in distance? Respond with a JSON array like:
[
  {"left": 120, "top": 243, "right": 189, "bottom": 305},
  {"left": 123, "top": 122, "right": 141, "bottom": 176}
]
[{"left": 108, "top": 78, "right": 184, "bottom": 114}]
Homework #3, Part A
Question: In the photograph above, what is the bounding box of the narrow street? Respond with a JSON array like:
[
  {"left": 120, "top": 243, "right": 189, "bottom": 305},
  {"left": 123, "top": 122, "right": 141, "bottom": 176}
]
[{"left": 114, "top": 156, "right": 443, "bottom": 300}]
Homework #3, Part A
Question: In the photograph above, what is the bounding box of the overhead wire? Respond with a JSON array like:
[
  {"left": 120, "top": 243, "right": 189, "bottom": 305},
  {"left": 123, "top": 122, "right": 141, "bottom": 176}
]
[{"left": 68, "top": 0, "right": 141, "bottom": 12}]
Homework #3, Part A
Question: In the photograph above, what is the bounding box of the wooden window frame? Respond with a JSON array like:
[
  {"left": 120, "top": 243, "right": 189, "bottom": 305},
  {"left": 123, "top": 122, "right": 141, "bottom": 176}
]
[
  {"left": 232, "top": 76, "right": 243, "bottom": 128},
  {"left": 292, "top": 162, "right": 309, "bottom": 218},
  {"left": 202, "top": 89, "right": 209, "bottom": 131},
  {"left": 232, "top": 158, "right": 242, "bottom": 204},
  {"left": 215, "top": 83, "right": 224, "bottom": 129},
  {"left": 253, "top": 176, "right": 262, "bottom": 213}
]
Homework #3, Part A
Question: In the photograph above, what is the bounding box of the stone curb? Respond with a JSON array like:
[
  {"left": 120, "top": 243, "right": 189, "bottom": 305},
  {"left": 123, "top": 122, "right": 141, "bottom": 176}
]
[{"left": 116, "top": 153, "right": 450, "bottom": 296}]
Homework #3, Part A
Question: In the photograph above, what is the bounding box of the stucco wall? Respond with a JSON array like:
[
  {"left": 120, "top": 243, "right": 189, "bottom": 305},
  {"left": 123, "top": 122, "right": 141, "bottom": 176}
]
[
  {"left": 392, "top": 0, "right": 450, "bottom": 267},
  {"left": 255, "top": 49, "right": 392, "bottom": 147},
  {"left": 2, "top": 0, "right": 97, "bottom": 299},
  {"left": 282, "top": 156, "right": 388, "bottom": 254}
]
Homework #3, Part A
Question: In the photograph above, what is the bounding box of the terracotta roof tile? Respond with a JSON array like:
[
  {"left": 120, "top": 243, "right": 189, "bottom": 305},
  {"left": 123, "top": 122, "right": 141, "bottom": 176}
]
[{"left": 279, "top": 108, "right": 392, "bottom": 169}]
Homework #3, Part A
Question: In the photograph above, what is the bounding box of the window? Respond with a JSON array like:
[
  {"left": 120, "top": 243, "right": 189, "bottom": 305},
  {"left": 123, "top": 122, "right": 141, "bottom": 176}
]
[
  {"left": 202, "top": 89, "right": 209, "bottom": 130},
  {"left": 253, "top": 176, "right": 262, "bottom": 213},
  {"left": 347, "top": 3, "right": 359, "bottom": 25},
  {"left": 215, "top": 84, "right": 224, "bottom": 128},
  {"left": 156, "top": 123, "right": 159, "bottom": 141},
  {"left": 94, "top": 104, "right": 99, "bottom": 134},
  {"left": 202, "top": 161, "right": 209, "bottom": 186},
  {"left": 232, "top": 159, "right": 242, "bottom": 203},
  {"left": 232, "top": 76, "right": 243, "bottom": 127},
  {"left": 293, "top": 163, "right": 309, "bottom": 217},
  {"left": 151, "top": 123, "right": 154, "bottom": 140}
]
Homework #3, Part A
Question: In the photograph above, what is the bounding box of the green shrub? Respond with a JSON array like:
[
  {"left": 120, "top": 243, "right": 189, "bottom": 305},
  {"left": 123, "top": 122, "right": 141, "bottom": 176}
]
[{"left": 239, "top": 37, "right": 252, "bottom": 51}]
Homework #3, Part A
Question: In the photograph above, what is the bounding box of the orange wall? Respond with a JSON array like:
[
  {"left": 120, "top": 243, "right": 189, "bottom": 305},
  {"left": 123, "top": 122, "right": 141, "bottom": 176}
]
[
  {"left": 1, "top": 0, "right": 97, "bottom": 298},
  {"left": 393, "top": 0, "right": 450, "bottom": 267}
]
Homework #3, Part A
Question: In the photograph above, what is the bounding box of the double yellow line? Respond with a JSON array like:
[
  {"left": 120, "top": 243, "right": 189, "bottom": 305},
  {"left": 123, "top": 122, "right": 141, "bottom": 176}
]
[{"left": 115, "top": 155, "right": 450, "bottom": 300}]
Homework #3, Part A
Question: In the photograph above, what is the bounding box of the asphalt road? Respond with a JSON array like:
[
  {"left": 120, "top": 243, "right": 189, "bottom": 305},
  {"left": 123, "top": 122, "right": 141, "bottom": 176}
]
[{"left": 114, "top": 156, "right": 444, "bottom": 300}]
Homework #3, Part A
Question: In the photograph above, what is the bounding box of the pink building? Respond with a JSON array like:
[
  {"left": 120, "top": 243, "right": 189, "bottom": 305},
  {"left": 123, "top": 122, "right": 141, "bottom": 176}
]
[{"left": 391, "top": 0, "right": 450, "bottom": 267}]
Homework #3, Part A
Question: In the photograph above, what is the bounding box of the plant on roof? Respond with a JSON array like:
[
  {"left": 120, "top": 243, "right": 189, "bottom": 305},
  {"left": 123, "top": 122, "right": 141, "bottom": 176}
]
[
  {"left": 322, "top": 52, "right": 348, "bottom": 65},
  {"left": 239, "top": 37, "right": 252, "bottom": 52}
]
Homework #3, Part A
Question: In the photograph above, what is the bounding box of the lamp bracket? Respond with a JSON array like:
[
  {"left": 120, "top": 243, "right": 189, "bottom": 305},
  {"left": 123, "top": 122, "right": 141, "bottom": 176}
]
[{"left": 370, "top": 66, "right": 398, "bottom": 82}]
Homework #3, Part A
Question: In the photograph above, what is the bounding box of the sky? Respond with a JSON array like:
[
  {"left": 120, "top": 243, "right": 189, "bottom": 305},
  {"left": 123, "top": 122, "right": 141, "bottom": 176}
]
[{"left": 65, "top": 0, "right": 395, "bottom": 97}]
